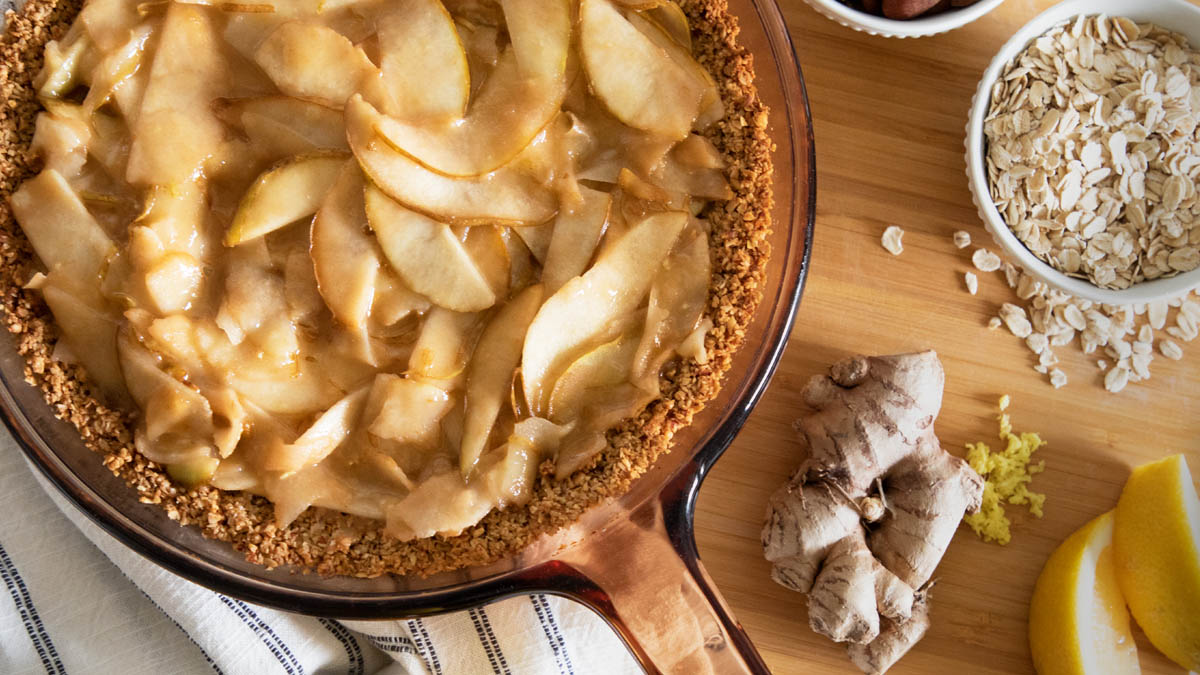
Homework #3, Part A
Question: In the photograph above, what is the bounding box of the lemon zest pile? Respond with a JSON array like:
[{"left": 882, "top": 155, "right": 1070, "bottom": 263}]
[{"left": 962, "top": 394, "right": 1046, "bottom": 545}]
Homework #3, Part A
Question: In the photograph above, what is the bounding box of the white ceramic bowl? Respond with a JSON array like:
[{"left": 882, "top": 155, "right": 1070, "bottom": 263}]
[
  {"left": 965, "top": 0, "right": 1200, "bottom": 305},
  {"left": 802, "top": 0, "right": 1006, "bottom": 38}
]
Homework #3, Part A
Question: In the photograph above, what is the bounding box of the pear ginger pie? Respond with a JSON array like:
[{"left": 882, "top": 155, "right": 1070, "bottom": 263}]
[{"left": 0, "top": 0, "right": 772, "bottom": 575}]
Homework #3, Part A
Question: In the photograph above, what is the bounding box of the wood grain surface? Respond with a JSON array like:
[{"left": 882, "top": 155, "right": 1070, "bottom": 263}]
[{"left": 691, "top": 1, "right": 1200, "bottom": 673}]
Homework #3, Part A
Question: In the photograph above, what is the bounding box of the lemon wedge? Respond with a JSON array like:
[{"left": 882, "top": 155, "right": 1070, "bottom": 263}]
[
  {"left": 1113, "top": 454, "right": 1200, "bottom": 671},
  {"left": 1029, "top": 510, "right": 1140, "bottom": 675}
]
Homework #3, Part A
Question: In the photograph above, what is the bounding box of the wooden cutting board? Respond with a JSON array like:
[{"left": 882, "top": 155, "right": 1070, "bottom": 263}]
[{"left": 691, "top": 1, "right": 1200, "bottom": 673}]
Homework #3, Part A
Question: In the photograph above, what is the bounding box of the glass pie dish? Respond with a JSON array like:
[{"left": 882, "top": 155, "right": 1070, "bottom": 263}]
[{"left": 0, "top": 0, "right": 815, "bottom": 670}]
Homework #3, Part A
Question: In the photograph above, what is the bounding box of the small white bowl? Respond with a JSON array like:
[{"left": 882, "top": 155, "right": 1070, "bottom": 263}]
[
  {"left": 802, "top": 0, "right": 1006, "bottom": 39},
  {"left": 965, "top": 0, "right": 1200, "bottom": 305}
]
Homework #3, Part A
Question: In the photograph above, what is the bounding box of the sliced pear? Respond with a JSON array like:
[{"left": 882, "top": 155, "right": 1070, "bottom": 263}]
[
  {"left": 9, "top": 169, "right": 115, "bottom": 282},
  {"left": 364, "top": 184, "right": 497, "bottom": 312},
  {"left": 253, "top": 21, "right": 374, "bottom": 108},
  {"left": 651, "top": 133, "right": 731, "bottom": 200},
  {"left": 460, "top": 284, "right": 542, "bottom": 477},
  {"left": 262, "top": 386, "right": 368, "bottom": 474},
  {"left": 633, "top": 230, "right": 710, "bottom": 382},
  {"left": 541, "top": 186, "right": 611, "bottom": 295},
  {"left": 365, "top": 374, "right": 454, "bottom": 444},
  {"left": 385, "top": 441, "right": 536, "bottom": 540},
  {"left": 513, "top": 225, "right": 552, "bottom": 265},
  {"left": 371, "top": 0, "right": 570, "bottom": 177},
  {"left": 548, "top": 331, "right": 638, "bottom": 424},
  {"left": 226, "top": 153, "right": 346, "bottom": 246},
  {"left": 230, "top": 358, "right": 342, "bottom": 414},
  {"left": 143, "top": 252, "right": 203, "bottom": 314},
  {"left": 462, "top": 225, "right": 511, "bottom": 298},
  {"left": 41, "top": 276, "right": 128, "bottom": 408},
  {"left": 283, "top": 246, "right": 323, "bottom": 322},
  {"left": 579, "top": 0, "right": 704, "bottom": 140},
  {"left": 222, "top": 96, "right": 347, "bottom": 153},
  {"left": 117, "top": 327, "right": 216, "bottom": 462},
  {"left": 376, "top": 0, "right": 469, "bottom": 120},
  {"left": 79, "top": 0, "right": 142, "bottom": 51},
  {"left": 126, "top": 3, "right": 227, "bottom": 185},
  {"left": 645, "top": 2, "right": 690, "bottom": 49},
  {"left": 408, "top": 307, "right": 478, "bottom": 380},
  {"left": 31, "top": 112, "right": 89, "bottom": 179},
  {"left": 346, "top": 95, "right": 557, "bottom": 225},
  {"left": 625, "top": 9, "right": 723, "bottom": 130},
  {"left": 206, "top": 386, "right": 246, "bottom": 458},
  {"left": 80, "top": 26, "right": 151, "bottom": 114},
  {"left": 371, "top": 269, "right": 431, "bottom": 327},
  {"left": 311, "top": 163, "right": 380, "bottom": 328},
  {"left": 35, "top": 30, "right": 88, "bottom": 100},
  {"left": 522, "top": 210, "right": 687, "bottom": 413},
  {"left": 135, "top": 182, "right": 210, "bottom": 263},
  {"left": 216, "top": 240, "right": 298, "bottom": 363}
]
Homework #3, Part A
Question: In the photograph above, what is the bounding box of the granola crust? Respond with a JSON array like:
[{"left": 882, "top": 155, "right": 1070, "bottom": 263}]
[{"left": 0, "top": 0, "right": 774, "bottom": 577}]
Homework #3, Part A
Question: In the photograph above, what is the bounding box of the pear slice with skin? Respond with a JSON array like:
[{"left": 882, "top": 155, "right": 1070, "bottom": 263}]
[
  {"left": 624, "top": 9, "right": 723, "bottom": 130},
  {"left": 226, "top": 152, "right": 346, "bottom": 246},
  {"left": 644, "top": 2, "right": 690, "bottom": 50},
  {"left": 311, "top": 162, "right": 380, "bottom": 329},
  {"left": 254, "top": 21, "right": 374, "bottom": 108},
  {"left": 10, "top": 169, "right": 115, "bottom": 282},
  {"left": 346, "top": 95, "right": 557, "bottom": 226},
  {"left": 460, "top": 284, "right": 542, "bottom": 477},
  {"left": 547, "top": 328, "right": 639, "bottom": 424},
  {"left": 522, "top": 209, "right": 687, "bottom": 414},
  {"left": 541, "top": 186, "right": 611, "bottom": 295},
  {"left": 579, "top": 0, "right": 704, "bottom": 141},
  {"left": 376, "top": 0, "right": 470, "bottom": 120},
  {"left": 364, "top": 184, "right": 497, "bottom": 312},
  {"left": 262, "top": 385, "right": 369, "bottom": 474},
  {"left": 371, "top": 0, "right": 571, "bottom": 177}
]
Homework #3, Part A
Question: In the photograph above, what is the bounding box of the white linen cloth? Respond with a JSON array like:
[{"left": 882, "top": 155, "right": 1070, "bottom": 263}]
[{"left": 0, "top": 429, "right": 642, "bottom": 675}]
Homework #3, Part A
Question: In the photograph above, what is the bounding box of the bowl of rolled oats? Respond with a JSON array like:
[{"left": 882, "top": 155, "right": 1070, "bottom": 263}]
[
  {"left": 802, "top": 0, "right": 1005, "bottom": 39},
  {"left": 966, "top": 0, "right": 1200, "bottom": 305}
]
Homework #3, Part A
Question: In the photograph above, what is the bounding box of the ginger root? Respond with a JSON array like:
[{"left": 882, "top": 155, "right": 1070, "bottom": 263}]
[{"left": 762, "top": 351, "right": 983, "bottom": 674}]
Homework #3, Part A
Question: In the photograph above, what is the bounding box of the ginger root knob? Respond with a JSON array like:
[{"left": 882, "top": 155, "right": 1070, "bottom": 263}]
[{"left": 762, "top": 351, "right": 983, "bottom": 674}]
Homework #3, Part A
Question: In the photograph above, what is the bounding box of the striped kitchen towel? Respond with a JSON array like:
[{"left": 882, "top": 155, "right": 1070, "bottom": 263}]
[{"left": 0, "top": 427, "right": 641, "bottom": 675}]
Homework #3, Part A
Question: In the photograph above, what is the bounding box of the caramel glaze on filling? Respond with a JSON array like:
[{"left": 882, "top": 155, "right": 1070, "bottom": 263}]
[{"left": 0, "top": 0, "right": 773, "bottom": 577}]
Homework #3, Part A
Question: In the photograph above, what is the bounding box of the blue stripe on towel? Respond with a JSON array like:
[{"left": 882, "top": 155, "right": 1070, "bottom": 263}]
[
  {"left": 405, "top": 618, "right": 443, "bottom": 675},
  {"left": 217, "top": 595, "right": 303, "bottom": 675},
  {"left": 530, "top": 594, "right": 575, "bottom": 675},
  {"left": 469, "top": 607, "right": 510, "bottom": 675},
  {"left": 318, "top": 619, "right": 364, "bottom": 675},
  {"left": 0, "top": 541, "right": 66, "bottom": 675}
]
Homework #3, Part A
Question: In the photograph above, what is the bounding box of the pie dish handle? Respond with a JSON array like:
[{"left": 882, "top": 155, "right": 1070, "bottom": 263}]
[{"left": 527, "top": 472, "right": 770, "bottom": 674}]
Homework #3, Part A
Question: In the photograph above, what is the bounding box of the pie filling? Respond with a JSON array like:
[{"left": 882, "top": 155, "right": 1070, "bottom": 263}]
[{"left": 13, "top": 0, "right": 730, "bottom": 540}]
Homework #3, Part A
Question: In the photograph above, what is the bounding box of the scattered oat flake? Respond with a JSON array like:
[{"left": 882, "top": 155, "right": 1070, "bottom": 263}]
[
  {"left": 964, "top": 272, "right": 979, "bottom": 295},
  {"left": 987, "top": 317, "right": 1003, "bottom": 330},
  {"left": 881, "top": 226, "right": 904, "bottom": 256},
  {"left": 953, "top": 231, "right": 972, "bottom": 249},
  {"left": 1160, "top": 339, "right": 1184, "bottom": 360},
  {"left": 1104, "top": 366, "right": 1130, "bottom": 393},
  {"left": 973, "top": 249, "right": 1003, "bottom": 272},
  {"left": 1000, "top": 303, "right": 1033, "bottom": 338},
  {"left": 1049, "top": 369, "right": 1068, "bottom": 388}
]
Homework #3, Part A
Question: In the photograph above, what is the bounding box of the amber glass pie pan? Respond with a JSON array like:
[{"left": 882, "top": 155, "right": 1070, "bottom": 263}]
[{"left": 2, "top": 0, "right": 815, "bottom": 671}]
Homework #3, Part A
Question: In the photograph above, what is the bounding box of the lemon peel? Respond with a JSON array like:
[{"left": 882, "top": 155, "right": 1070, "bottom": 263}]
[{"left": 962, "top": 394, "right": 1046, "bottom": 544}]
